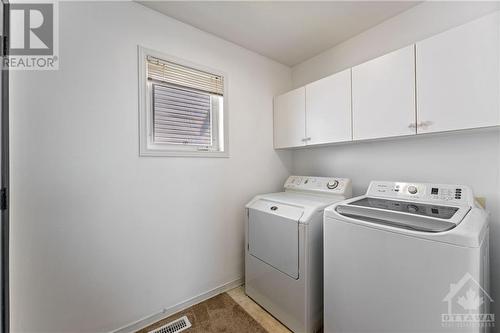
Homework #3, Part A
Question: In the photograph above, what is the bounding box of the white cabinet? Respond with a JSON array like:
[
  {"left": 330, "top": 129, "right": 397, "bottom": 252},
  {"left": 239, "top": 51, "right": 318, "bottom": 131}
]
[
  {"left": 416, "top": 11, "right": 500, "bottom": 134},
  {"left": 306, "top": 69, "right": 352, "bottom": 145},
  {"left": 272, "top": 11, "right": 500, "bottom": 149},
  {"left": 352, "top": 45, "right": 416, "bottom": 141},
  {"left": 274, "top": 87, "right": 306, "bottom": 148}
]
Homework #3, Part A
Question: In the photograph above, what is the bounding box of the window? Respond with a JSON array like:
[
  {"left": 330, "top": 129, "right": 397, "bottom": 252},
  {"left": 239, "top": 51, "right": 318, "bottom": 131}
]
[{"left": 139, "top": 47, "right": 228, "bottom": 157}]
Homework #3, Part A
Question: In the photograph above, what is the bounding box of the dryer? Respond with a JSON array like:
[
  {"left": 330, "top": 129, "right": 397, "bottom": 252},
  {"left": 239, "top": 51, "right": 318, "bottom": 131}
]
[
  {"left": 245, "top": 176, "right": 352, "bottom": 333},
  {"left": 324, "top": 181, "right": 490, "bottom": 333}
]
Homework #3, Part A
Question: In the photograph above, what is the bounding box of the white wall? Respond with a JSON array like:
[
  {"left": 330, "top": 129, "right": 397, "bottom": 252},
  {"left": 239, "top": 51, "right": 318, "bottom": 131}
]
[
  {"left": 9, "top": 2, "right": 292, "bottom": 332},
  {"left": 293, "top": 1, "right": 500, "bottom": 87},
  {"left": 291, "top": 1, "right": 500, "bottom": 325}
]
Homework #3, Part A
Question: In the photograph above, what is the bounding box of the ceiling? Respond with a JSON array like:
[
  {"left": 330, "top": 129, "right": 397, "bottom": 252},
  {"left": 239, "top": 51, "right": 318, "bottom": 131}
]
[{"left": 139, "top": 1, "right": 419, "bottom": 66}]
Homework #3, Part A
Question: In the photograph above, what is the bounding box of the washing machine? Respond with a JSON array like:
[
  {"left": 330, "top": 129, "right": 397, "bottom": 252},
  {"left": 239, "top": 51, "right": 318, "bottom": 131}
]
[
  {"left": 245, "top": 175, "right": 352, "bottom": 333},
  {"left": 324, "top": 181, "right": 490, "bottom": 333}
]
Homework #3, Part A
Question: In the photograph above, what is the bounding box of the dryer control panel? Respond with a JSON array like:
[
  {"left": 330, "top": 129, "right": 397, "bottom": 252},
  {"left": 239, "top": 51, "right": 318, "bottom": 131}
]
[
  {"left": 285, "top": 176, "right": 352, "bottom": 196},
  {"left": 367, "top": 181, "right": 473, "bottom": 206}
]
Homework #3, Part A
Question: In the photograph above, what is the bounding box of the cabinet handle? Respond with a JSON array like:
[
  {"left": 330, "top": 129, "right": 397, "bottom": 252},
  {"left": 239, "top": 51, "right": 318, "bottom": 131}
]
[
  {"left": 417, "top": 121, "right": 434, "bottom": 129},
  {"left": 408, "top": 123, "right": 416, "bottom": 129},
  {"left": 302, "top": 137, "right": 311, "bottom": 142}
]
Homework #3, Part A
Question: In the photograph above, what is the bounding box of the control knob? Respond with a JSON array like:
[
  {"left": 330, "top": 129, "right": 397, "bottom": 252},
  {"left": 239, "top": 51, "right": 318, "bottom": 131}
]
[
  {"left": 327, "top": 180, "right": 339, "bottom": 190},
  {"left": 408, "top": 185, "right": 418, "bottom": 194},
  {"left": 407, "top": 204, "right": 419, "bottom": 213}
]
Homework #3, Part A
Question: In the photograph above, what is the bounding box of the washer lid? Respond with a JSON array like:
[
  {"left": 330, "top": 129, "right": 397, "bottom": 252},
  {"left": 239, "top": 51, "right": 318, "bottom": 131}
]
[{"left": 335, "top": 197, "right": 470, "bottom": 232}]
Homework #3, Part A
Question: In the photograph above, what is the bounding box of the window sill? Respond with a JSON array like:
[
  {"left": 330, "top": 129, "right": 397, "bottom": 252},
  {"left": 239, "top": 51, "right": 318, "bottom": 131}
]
[{"left": 139, "top": 148, "right": 229, "bottom": 158}]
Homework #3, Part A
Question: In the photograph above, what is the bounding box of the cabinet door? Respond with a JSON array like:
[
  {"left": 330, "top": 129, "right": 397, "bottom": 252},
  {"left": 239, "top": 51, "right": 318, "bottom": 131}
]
[
  {"left": 274, "top": 87, "right": 306, "bottom": 148},
  {"left": 306, "top": 69, "right": 352, "bottom": 145},
  {"left": 416, "top": 11, "right": 500, "bottom": 133},
  {"left": 352, "top": 45, "right": 416, "bottom": 141}
]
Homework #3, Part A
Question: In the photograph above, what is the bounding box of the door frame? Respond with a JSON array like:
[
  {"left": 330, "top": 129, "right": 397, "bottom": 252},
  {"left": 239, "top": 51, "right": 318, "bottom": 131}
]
[{"left": 1, "top": 1, "right": 9, "bottom": 332}]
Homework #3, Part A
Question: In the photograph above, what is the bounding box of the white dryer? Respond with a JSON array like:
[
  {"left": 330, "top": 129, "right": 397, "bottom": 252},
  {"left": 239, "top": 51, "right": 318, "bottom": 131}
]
[
  {"left": 324, "top": 181, "right": 490, "bottom": 333},
  {"left": 246, "top": 176, "right": 352, "bottom": 333}
]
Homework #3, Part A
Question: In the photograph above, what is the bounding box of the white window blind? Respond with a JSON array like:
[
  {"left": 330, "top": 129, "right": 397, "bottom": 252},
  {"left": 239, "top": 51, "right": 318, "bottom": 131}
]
[
  {"left": 147, "top": 56, "right": 224, "bottom": 96},
  {"left": 152, "top": 84, "right": 212, "bottom": 146},
  {"left": 146, "top": 56, "right": 224, "bottom": 148}
]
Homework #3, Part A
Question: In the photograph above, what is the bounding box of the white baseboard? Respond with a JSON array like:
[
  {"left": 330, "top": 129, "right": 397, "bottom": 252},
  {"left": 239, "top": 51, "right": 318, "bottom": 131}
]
[{"left": 111, "top": 277, "right": 244, "bottom": 333}]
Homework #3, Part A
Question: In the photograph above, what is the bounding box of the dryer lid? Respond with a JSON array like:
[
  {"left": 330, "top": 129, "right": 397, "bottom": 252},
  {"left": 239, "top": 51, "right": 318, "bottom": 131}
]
[
  {"left": 248, "top": 198, "right": 304, "bottom": 221},
  {"left": 246, "top": 191, "right": 346, "bottom": 223},
  {"left": 335, "top": 197, "right": 470, "bottom": 232}
]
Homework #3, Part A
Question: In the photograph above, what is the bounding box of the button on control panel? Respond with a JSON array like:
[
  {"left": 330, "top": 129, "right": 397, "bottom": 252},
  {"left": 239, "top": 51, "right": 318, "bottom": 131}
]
[{"left": 430, "top": 186, "right": 464, "bottom": 202}]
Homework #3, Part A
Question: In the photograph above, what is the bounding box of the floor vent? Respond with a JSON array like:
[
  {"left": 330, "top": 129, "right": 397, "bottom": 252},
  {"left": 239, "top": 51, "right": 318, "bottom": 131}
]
[{"left": 148, "top": 316, "right": 192, "bottom": 333}]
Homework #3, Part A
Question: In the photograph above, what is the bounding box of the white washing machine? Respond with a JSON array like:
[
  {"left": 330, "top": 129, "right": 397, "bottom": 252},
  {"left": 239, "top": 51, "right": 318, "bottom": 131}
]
[
  {"left": 324, "top": 181, "right": 490, "bottom": 333},
  {"left": 245, "top": 176, "right": 352, "bottom": 333}
]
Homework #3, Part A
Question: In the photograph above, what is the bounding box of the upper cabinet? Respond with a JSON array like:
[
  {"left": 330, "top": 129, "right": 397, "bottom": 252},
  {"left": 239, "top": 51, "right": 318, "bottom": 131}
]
[
  {"left": 273, "top": 11, "right": 500, "bottom": 149},
  {"left": 274, "top": 87, "right": 306, "bottom": 149},
  {"left": 306, "top": 69, "right": 352, "bottom": 145},
  {"left": 352, "top": 45, "right": 416, "bottom": 141},
  {"left": 416, "top": 12, "right": 500, "bottom": 133}
]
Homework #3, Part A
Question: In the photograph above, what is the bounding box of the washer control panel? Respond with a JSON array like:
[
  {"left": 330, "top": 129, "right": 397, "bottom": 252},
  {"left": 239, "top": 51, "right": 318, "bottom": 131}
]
[
  {"left": 284, "top": 176, "right": 352, "bottom": 196},
  {"left": 367, "top": 181, "right": 472, "bottom": 205}
]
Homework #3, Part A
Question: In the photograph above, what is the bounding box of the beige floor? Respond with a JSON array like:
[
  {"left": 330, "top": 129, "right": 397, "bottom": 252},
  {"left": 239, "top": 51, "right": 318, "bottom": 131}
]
[{"left": 227, "top": 286, "right": 292, "bottom": 333}]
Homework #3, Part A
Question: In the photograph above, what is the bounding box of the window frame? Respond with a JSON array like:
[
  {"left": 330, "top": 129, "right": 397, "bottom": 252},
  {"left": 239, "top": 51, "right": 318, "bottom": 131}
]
[{"left": 138, "top": 46, "right": 229, "bottom": 157}]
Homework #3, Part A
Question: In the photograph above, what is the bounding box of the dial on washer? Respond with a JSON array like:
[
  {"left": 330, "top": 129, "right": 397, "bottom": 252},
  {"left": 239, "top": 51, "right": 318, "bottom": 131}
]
[
  {"left": 327, "top": 180, "right": 339, "bottom": 189},
  {"left": 408, "top": 185, "right": 418, "bottom": 194}
]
